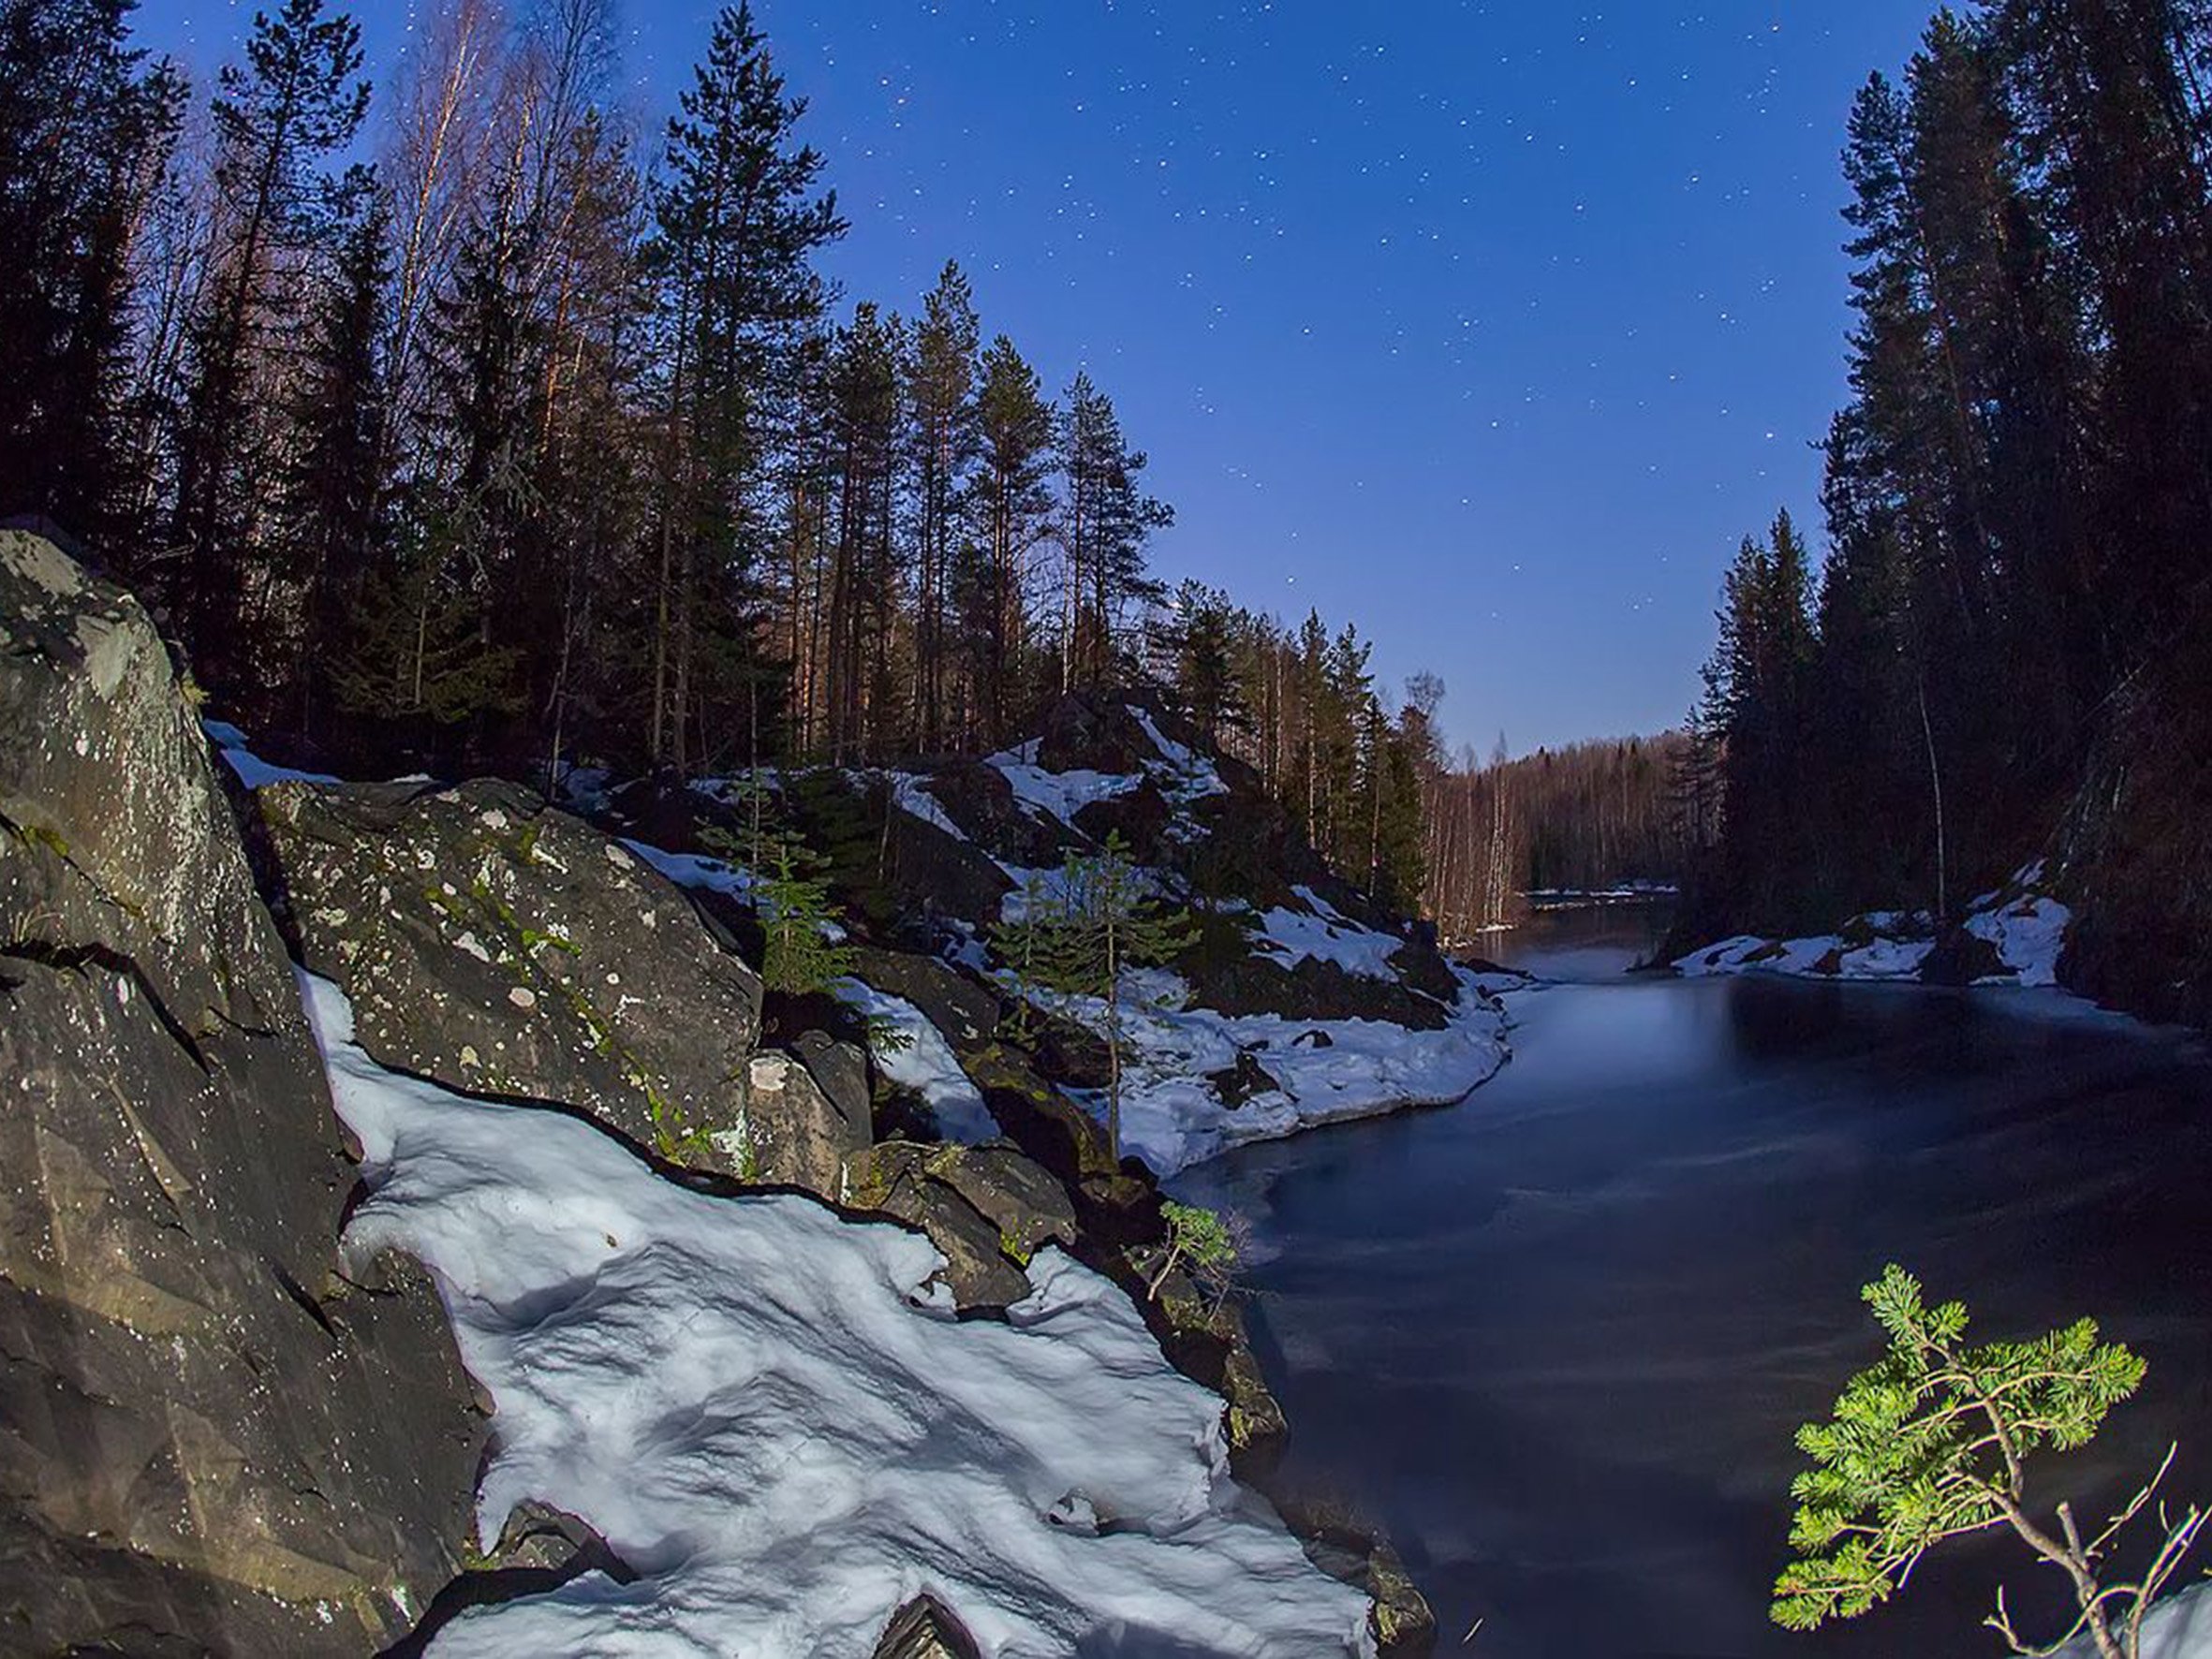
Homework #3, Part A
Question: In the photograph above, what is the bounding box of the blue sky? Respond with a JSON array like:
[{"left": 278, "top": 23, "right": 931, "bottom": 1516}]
[{"left": 132, "top": 0, "right": 1939, "bottom": 755}]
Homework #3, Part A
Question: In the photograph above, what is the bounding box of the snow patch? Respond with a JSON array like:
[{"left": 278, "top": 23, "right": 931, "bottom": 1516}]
[
  {"left": 301, "top": 973, "right": 1374, "bottom": 1659},
  {"left": 1965, "top": 892, "right": 2072, "bottom": 989},
  {"left": 1025, "top": 966, "right": 1508, "bottom": 1177},
  {"left": 201, "top": 719, "right": 341, "bottom": 790},
  {"left": 884, "top": 771, "right": 970, "bottom": 843},
  {"left": 1674, "top": 882, "right": 2072, "bottom": 991},
  {"left": 1254, "top": 888, "right": 1406, "bottom": 982},
  {"left": 618, "top": 838, "right": 759, "bottom": 903},
  {"left": 834, "top": 977, "right": 998, "bottom": 1144},
  {"left": 989, "top": 741, "right": 1146, "bottom": 828}
]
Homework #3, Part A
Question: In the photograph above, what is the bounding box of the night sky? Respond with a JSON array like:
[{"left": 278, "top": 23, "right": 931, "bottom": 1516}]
[{"left": 132, "top": 0, "right": 1939, "bottom": 755}]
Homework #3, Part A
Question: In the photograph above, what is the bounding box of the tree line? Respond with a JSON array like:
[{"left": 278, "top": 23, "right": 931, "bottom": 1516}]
[
  {"left": 1686, "top": 0, "right": 2212, "bottom": 940},
  {"left": 0, "top": 0, "right": 1175, "bottom": 782},
  {"left": 1422, "top": 735, "right": 1689, "bottom": 943}
]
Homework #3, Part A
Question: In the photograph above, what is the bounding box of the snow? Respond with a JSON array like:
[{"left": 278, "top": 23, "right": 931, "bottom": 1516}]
[
  {"left": 885, "top": 771, "right": 970, "bottom": 842},
  {"left": 553, "top": 762, "right": 613, "bottom": 815},
  {"left": 1674, "top": 884, "right": 2072, "bottom": 991},
  {"left": 2058, "top": 1584, "right": 2212, "bottom": 1657},
  {"left": 1129, "top": 707, "right": 1228, "bottom": 804},
  {"left": 989, "top": 741, "right": 1145, "bottom": 828},
  {"left": 200, "top": 719, "right": 341, "bottom": 790},
  {"left": 983, "top": 712, "right": 1226, "bottom": 835},
  {"left": 1255, "top": 888, "right": 1407, "bottom": 981},
  {"left": 1966, "top": 892, "right": 2072, "bottom": 989},
  {"left": 301, "top": 972, "right": 1372, "bottom": 1659},
  {"left": 619, "top": 838, "right": 759, "bottom": 903},
  {"left": 834, "top": 977, "right": 999, "bottom": 1144},
  {"left": 1026, "top": 967, "right": 1508, "bottom": 1177}
]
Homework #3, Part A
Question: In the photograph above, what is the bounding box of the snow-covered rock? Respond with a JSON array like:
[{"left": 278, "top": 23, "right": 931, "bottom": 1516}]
[
  {"left": 305, "top": 974, "right": 1377, "bottom": 1658},
  {"left": 1026, "top": 965, "right": 1510, "bottom": 1178},
  {"left": 1673, "top": 871, "right": 2075, "bottom": 993}
]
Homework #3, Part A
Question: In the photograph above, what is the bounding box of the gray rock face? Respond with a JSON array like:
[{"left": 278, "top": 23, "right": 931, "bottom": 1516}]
[
  {"left": 740, "top": 1050, "right": 871, "bottom": 1192},
  {"left": 0, "top": 532, "right": 479, "bottom": 1654},
  {"left": 255, "top": 777, "right": 772, "bottom": 1174}
]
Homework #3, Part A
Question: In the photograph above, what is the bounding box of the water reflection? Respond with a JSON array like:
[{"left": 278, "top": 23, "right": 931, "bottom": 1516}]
[{"left": 1185, "top": 952, "right": 2212, "bottom": 1659}]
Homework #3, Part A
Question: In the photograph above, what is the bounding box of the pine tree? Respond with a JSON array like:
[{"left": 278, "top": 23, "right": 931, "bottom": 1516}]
[
  {"left": 964, "top": 335, "right": 1055, "bottom": 745},
  {"left": 907, "top": 260, "right": 980, "bottom": 752},
  {"left": 821, "top": 301, "right": 904, "bottom": 763},
  {"left": 1775, "top": 1265, "right": 2204, "bottom": 1659}
]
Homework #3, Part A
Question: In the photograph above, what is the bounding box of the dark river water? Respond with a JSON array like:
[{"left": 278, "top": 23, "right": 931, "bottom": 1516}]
[{"left": 1180, "top": 907, "right": 2212, "bottom": 1659}]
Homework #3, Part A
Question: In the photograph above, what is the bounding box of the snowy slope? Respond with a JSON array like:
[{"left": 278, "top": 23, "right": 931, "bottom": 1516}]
[
  {"left": 1255, "top": 886, "right": 1408, "bottom": 981},
  {"left": 2058, "top": 1584, "right": 2212, "bottom": 1657},
  {"left": 303, "top": 974, "right": 1374, "bottom": 1658}
]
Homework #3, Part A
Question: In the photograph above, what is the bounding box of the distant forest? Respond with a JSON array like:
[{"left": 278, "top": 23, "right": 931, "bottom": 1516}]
[
  {"left": 1422, "top": 737, "right": 1688, "bottom": 944},
  {"left": 1685, "top": 0, "right": 2212, "bottom": 1015}
]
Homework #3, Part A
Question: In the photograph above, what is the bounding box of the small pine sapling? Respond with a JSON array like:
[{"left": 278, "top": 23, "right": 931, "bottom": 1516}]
[
  {"left": 754, "top": 838, "right": 856, "bottom": 996},
  {"left": 1147, "top": 1200, "right": 1243, "bottom": 1307},
  {"left": 989, "top": 873, "right": 1054, "bottom": 1044},
  {"left": 1005, "top": 832, "right": 1196, "bottom": 1162},
  {"left": 1774, "top": 1265, "right": 2205, "bottom": 1659}
]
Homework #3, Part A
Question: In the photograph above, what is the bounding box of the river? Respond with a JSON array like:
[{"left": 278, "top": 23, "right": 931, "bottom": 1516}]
[{"left": 1180, "top": 907, "right": 2212, "bottom": 1659}]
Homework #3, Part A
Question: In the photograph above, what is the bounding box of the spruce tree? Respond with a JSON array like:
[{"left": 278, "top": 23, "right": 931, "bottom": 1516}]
[
  {"left": 172, "top": 0, "right": 369, "bottom": 689},
  {"left": 648, "top": 1, "right": 843, "bottom": 774},
  {"left": 1056, "top": 373, "right": 1171, "bottom": 690},
  {"left": 1004, "top": 832, "right": 1196, "bottom": 1163},
  {"left": 277, "top": 179, "right": 391, "bottom": 741}
]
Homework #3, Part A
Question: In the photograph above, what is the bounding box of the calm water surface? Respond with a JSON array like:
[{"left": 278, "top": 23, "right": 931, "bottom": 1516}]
[{"left": 1182, "top": 910, "right": 2212, "bottom": 1659}]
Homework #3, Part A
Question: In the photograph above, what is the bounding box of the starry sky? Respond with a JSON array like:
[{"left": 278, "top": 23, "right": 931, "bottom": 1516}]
[{"left": 132, "top": 0, "right": 1939, "bottom": 756}]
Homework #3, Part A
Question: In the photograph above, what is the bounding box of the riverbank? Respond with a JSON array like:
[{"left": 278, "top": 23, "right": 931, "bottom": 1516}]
[{"left": 1180, "top": 948, "right": 2212, "bottom": 1659}]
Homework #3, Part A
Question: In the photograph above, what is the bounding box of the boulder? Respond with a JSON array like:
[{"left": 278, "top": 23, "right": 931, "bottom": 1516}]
[
  {"left": 253, "top": 777, "right": 771, "bottom": 1175},
  {"left": 740, "top": 1050, "right": 871, "bottom": 1192},
  {"left": 848, "top": 946, "right": 1002, "bottom": 1049},
  {"left": 1207, "top": 1048, "right": 1282, "bottom": 1109},
  {"left": 1033, "top": 689, "right": 1175, "bottom": 778},
  {"left": 880, "top": 800, "right": 1018, "bottom": 931},
  {"left": 792, "top": 1028, "right": 872, "bottom": 1128},
  {"left": 1283, "top": 1512, "right": 1439, "bottom": 1659},
  {"left": 1920, "top": 923, "right": 2010, "bottom": 987},
  {"left": 1185, "top": 941, "right": 1453, "bottom": 1032},
  {"left": 0, "top": 532, "right": 478, "bottom": 1654},
  {"left": 845, "top": 1144, "right": 1030, "bottom": 1311},
  {"left": 845, "top": 1141, "right": 1079, "bottom": 1312},
  {"left": 874, "top": 1593, "right": 982, "bottom": 1659},
  {"left": 1147, "top": 1269, "right": 1290, "bottom": 1477}
]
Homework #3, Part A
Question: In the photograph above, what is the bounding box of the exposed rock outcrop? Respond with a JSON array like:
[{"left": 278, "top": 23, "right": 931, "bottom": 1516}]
[
  {"left": 845, "top": 1140, "right": 1079, "bottom": 1311},
  {"left": 252, "top": 777, "right": 797, "bottom": 1179},
  {"left": 0, "top": 532, "right": 479, "bottom": 1655}
]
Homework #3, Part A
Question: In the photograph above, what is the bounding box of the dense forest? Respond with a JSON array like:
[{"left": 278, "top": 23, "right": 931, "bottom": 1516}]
[
  {"left": 1685, "top": 0, "right": 2212, "bottom": 1017},
  {"left": 0, "top": 0, "right": 1461, "bottom": 907}
]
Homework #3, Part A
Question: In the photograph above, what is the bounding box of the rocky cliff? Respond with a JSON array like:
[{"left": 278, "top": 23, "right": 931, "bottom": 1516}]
[{"left": 0, "top": 532, "right": 479, "bottom": 1654}]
